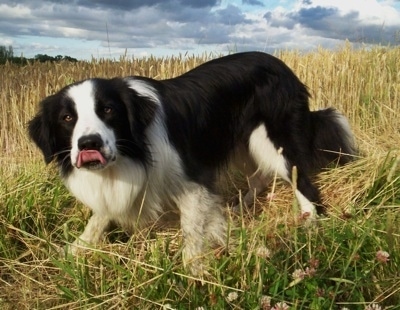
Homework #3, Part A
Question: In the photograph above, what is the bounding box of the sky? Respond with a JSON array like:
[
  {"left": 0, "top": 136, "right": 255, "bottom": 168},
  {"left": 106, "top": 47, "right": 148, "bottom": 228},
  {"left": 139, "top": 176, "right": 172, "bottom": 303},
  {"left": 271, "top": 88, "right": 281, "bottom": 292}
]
[{"left": 1, "top": 0, "right": 400, "bottom": 60}]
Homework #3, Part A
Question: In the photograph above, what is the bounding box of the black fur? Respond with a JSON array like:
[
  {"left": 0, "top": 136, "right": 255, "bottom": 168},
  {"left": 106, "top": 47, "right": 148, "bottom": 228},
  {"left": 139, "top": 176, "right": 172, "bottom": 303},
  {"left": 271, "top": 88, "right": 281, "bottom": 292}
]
[{"left": 29, "top": 51, "right": 356, "bottom": 215}]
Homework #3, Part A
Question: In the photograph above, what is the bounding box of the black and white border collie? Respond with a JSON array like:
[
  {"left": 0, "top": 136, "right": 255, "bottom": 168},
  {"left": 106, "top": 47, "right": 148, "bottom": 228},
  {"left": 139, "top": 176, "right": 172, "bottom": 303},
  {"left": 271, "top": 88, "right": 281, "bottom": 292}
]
[{"left": 29, "top": 52, "right": 355, "bottom": 274}]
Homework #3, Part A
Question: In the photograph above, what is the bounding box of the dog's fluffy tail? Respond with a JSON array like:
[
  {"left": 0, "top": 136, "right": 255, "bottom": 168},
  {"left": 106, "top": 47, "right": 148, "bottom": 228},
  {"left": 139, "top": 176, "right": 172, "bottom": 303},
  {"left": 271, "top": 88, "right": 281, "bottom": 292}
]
[{"left": 310, "top": 108, "right": 357, "bottom": 170}]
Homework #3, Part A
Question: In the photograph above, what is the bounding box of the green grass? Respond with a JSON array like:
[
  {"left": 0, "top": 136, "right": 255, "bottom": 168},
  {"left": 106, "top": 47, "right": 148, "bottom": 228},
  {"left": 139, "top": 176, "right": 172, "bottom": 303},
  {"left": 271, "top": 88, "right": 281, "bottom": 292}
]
[
  {"left": 1, "top": 46, "right": 400, "bottom": 309},
  {"left": 0, "top": 154, "right": 399, "bottom": 309}
]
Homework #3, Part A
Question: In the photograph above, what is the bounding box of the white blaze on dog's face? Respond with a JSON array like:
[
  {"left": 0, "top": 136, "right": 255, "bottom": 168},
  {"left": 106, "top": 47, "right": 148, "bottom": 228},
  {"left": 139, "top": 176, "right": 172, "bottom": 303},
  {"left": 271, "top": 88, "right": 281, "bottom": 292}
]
[
  {"left": 27, "top": 77, "right": 158, "bottom": 175},
  {"left": 67, "top": 81, "right": 117, "bottom": 170}
]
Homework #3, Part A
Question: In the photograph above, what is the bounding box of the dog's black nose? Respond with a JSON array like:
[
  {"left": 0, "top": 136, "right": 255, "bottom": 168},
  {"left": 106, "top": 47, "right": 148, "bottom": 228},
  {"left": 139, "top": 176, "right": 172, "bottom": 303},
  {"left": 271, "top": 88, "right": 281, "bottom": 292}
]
[{"left": 78, "top": 134, "right": 104, "bottom": 150}]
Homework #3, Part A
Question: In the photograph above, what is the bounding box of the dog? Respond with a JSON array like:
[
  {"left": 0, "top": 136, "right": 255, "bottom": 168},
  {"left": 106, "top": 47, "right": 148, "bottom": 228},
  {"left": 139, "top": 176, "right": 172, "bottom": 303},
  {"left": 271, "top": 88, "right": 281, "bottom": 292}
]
[{"left": 28, "top": 51, "right": 355, "bottom": 274}]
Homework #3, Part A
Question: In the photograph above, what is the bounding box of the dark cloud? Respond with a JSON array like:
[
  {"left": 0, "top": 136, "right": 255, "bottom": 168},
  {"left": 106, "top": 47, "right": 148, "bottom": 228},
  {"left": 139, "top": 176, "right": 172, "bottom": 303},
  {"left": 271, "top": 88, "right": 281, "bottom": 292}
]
[
  {"left": 263, "top": 11, "right": 296, "bottom": 29},
  {"left": 296, "top": 6, "right": 338, "bottom": 24},
  {"left": 242, "top": 0, "right": 265, "bottom": 6},
  {"left": 264, "top": 6, "right": 342, "bottom": 30},
  {"left": 78, "top": 0, "right": 219, "bottom": 10},
  {"left": 178, "top": 0, "right": 220, "bottom": 8},
  {"left": 290, "top": 7, "right": 395, "bottom": 44},
  {"left": 1, "top": 0, "right": 399, "bottom": 60},
  {"left": 215, "top": 4, "right": 251, "bottom": 25},
  {"left": 2, "top": 0, "right": 219, "bottom": 12},
  {"left": 290, "top": 6, "right": 344, "bottom": 31},
  {"left": 77, "top": 0, "right": 163, "bottom": 10},
  {"left": 263, "top": 3, "right": 400, "bottom": 46}
]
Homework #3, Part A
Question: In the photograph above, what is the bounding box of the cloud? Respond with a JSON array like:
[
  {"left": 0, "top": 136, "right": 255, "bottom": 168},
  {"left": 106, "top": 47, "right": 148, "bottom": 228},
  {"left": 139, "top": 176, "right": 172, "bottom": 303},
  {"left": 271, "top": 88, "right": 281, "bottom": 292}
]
[
  {"left": 242, "top": 0, "right": 265, "bottom": 7},
  {"left": 264, "top": 0, "right": 400, "bottom": 45},
  {"left": 0, "top": 0, "right": 399, "bottom": 59}
]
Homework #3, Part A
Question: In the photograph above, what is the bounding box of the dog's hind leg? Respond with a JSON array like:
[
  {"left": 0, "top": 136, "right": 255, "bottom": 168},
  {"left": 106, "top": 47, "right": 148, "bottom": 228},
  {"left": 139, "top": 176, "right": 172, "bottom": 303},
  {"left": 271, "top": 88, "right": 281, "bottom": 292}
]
[
  {"left": 248, "top": 124, "right": 319, "bottom": 220},
  {"left": 243, "top": 172, "right": 271, "bottom": 207},
  {"left": 294, "top": 172, "right": 325, "bottom": 215},
  {"left": 177, "top": 182, "right": 226, "bottom": 276},
  {"left": 232, "top": 145, "right": 271, "bottom": 209}
]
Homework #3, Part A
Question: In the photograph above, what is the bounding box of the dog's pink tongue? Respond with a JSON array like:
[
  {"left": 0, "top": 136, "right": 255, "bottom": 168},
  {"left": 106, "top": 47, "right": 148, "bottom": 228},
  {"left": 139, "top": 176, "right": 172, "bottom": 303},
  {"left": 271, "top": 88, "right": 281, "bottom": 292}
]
[{"left": 77, "top": 150, "right": 106, "bottom": 168}]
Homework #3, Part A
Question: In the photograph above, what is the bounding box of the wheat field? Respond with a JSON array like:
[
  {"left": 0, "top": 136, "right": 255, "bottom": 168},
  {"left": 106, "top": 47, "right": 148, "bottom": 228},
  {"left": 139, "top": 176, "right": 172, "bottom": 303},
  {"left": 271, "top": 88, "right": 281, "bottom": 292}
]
[{"left": 0, "top": 45, "right": 399, "bottom": 309}]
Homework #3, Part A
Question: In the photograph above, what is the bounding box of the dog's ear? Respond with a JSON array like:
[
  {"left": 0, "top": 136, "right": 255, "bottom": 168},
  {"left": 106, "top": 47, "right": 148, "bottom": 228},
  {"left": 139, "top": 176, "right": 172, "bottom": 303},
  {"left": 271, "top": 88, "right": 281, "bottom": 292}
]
[
  {"left": 28, "top": 99, "right": 57, "bottom": 164},
  {"left": 123, "top": 80, "right": 159, "bottom": 135}
]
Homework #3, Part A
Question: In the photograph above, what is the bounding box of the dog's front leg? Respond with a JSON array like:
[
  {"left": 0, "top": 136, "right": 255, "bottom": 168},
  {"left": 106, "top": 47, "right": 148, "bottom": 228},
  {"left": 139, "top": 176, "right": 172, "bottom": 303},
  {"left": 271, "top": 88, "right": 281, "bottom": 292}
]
[
  {"left": 69, "top": 213, "right": 111, "bottom": 254},
  {"left": 178, "top": 182, "right": 227, "bottom": 276}
]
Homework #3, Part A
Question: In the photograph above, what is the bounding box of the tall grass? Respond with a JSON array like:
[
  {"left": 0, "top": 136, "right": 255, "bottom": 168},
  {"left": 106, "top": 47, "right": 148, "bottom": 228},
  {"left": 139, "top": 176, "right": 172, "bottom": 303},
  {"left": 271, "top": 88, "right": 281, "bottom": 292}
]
[{"left": 0, "top": 46, "right": 399, "bottom": 309}]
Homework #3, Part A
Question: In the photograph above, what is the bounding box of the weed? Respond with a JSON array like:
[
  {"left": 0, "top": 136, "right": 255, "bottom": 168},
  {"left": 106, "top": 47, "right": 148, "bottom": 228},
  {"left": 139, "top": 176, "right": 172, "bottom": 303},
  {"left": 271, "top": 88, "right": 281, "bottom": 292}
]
[{"left": 0, "top": 46, "right": 399, "bottom": 309}]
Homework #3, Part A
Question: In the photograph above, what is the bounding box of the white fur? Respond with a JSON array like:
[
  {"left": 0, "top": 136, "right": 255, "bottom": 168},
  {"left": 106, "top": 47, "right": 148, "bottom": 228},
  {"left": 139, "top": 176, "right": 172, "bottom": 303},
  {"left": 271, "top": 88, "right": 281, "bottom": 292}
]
[
  {"left": 65, "top": 80, "right": 225, "bottom": 271},
  {"left": 176, "top": 182, "right": 226, "bottom": 275},
  {"left": 30, "top": 53, "right": 355, "bottom": 276},
  {"left": 125, "top": 78, "right": 161, "bottom": 104},
  {"left": 248, "top": 124, "right": 316, "bottom": 218},
  {"left": 334, "top": 111, "right": 356, "bottom": 155},
  {"left": 65, "top": 156, "right": 148, "bottom": 226},
  {"left": 65, "top": 81, "right": 169, "bottom": 247},
  {"left": 249, "top": 124, "right": 290, "bottom": 182},
  {"left": 295, "top": 190, "right": 316, "bottom": 217},
  {"left": 68, "top": 81, "right": 117, "bottom": 168}
]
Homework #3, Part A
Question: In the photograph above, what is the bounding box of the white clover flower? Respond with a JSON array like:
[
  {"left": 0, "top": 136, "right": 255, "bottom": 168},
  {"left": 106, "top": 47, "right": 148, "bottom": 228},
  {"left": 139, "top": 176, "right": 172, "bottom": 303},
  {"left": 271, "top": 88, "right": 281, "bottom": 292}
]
[
  {"left": 376, "top": 250, "right": 390, "bottom": 263},
  {"left": 256, "top": 246, "right": 271, "bottom": 259},
  {"left": 260, "top": 295, "right": 272, "bottom": 310},
  {"left": 365, "top": 303, "right": 382, "bottom": 310},
  {"left": 305, "top": 266, "right": 316, "bottom": 277},
  {"left": 272, "top": 301, "right": 290, "bottom": 310},
  {"left": 226, "top": 291, "right": 239, "bottom": 302},
  {"left": 291, "top": 268, "right": 305, "bottom": 280}
]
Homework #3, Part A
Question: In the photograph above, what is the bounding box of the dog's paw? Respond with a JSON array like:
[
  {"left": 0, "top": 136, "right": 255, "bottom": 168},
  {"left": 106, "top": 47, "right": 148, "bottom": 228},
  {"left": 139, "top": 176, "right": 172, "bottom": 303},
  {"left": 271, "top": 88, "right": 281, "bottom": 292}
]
[
  {"left": 299, "top": 211, "right": 321, "bottom": 228},
  {"left": 56, "top": 239, "right": 93, "bottom": 258}
]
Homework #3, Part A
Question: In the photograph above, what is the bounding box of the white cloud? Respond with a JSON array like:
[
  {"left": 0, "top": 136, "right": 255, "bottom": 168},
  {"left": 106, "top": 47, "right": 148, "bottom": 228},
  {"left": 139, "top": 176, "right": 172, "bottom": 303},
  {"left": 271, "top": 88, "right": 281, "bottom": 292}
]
[
  {"left": 265, "top": 0, "right": 400, "bottom": 45},
  {"left": 307, "top": 0, "right": 400, "bottom": 26},
  {"left": 0, "top": 3, "right": 31, "bottom": 19},
  {"left": 0, "top": 0, "right": 399, "bottom": 60}
]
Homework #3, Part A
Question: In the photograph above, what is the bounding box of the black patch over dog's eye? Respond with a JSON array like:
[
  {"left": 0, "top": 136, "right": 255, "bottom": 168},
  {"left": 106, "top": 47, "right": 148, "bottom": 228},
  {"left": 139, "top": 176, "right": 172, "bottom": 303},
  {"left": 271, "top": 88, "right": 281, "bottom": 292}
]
[{"left": 103, "top": 107, "right": 112, "bottom": 114}]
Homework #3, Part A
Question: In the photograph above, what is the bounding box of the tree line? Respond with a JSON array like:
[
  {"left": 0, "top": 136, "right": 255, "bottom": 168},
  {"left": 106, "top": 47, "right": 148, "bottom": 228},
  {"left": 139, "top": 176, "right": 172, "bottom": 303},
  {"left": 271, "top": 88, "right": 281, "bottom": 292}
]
[{"left": 0, "top": 45, "right": 78, "bottom": 65}]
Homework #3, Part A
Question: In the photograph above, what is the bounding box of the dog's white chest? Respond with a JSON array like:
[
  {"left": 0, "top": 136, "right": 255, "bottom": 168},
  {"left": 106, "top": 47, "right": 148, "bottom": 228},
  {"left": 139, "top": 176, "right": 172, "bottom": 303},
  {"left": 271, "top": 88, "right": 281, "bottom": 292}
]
[{"left": 64, "top": 157, "right": 146, "bottom": 217}]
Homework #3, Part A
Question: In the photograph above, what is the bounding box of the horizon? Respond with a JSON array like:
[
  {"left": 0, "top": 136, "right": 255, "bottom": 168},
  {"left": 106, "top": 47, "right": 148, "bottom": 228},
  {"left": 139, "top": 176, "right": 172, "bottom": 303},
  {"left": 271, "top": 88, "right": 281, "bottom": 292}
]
[{"left": 1, "top": 0, "right": 400, "bottom": 61}]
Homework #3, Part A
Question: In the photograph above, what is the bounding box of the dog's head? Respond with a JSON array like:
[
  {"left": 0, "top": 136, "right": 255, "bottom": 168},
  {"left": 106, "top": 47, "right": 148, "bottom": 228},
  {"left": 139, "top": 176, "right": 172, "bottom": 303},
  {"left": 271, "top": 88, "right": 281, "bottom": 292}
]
[{"left": 28, "top": 78, "right": 158, "bottom": 175}]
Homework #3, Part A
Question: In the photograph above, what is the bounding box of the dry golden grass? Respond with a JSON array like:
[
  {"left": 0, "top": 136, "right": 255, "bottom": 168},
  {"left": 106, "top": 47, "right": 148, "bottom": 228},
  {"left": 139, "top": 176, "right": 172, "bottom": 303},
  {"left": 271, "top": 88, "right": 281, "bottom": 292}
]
[
  {"left": 1, "top": 45, "right": 398, "bottom": 163},
  {"left": 0, "top": 45, "right": 399, "bottom": 309},
  {"left": 0, "top": 53, "right": 214, "bottom": 161}
]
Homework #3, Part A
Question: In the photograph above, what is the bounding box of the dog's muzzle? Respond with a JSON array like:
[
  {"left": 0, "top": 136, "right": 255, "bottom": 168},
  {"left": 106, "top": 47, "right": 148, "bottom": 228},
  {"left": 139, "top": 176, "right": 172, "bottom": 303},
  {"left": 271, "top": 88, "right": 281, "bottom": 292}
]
[{"left": 76, "top": 134, "right": 108, "bottom": 169}]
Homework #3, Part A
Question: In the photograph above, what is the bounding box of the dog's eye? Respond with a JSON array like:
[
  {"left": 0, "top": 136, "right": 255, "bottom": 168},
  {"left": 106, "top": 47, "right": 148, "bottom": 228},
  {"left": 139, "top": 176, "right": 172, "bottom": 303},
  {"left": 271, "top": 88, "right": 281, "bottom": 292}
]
[
  {"left": 63, "top": 115, "right": 73, "bottom": 122},
  {"left": 104, "top": 107, "right": 112, "bottom": 114}
]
